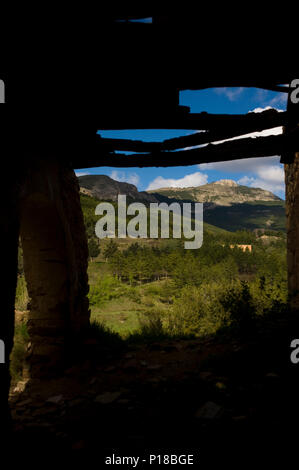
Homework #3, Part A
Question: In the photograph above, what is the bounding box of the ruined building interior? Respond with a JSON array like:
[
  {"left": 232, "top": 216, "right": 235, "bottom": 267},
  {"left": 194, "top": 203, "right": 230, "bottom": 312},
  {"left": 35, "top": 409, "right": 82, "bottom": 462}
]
[{"left": 1, "top": 12, "right": 299, "bottom": 466}]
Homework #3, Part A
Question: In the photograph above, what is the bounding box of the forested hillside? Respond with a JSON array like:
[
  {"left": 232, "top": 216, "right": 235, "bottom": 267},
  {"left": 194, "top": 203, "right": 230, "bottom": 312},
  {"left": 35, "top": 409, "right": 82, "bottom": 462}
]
[
  {"left": 79, "top": 176, "right": 286, "bottom": 232},
  {"left": 79, "top": 193, "right": 287, "bottom": 340},
  {"left": 13, "top": 192, "right": 287, "bottom": 385}
]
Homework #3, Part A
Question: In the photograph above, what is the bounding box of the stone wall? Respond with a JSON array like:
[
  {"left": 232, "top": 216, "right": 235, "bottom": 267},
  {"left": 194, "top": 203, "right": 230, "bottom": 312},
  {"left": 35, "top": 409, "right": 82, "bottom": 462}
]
[
  {"left": 0, "top": 171, "right": 21, "bottom": 431},
  {"left": 20, "top": 159, "right": 90, "bottom": 377},
  {"left": 285, "top": 152, "right": 299, "bottom": 308}
]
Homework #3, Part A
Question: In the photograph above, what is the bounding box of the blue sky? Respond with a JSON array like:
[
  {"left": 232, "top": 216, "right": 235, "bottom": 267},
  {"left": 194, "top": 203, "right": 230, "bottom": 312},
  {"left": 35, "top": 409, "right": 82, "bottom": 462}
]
[{"left": 76, "top": 87, "right": 288, "bottom": 199}]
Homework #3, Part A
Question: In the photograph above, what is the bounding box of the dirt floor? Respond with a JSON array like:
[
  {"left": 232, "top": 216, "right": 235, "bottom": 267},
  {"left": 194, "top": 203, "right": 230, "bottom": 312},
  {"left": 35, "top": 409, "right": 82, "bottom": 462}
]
[{"left": 7, "top": 312, "right": 299, "bottom": 467}]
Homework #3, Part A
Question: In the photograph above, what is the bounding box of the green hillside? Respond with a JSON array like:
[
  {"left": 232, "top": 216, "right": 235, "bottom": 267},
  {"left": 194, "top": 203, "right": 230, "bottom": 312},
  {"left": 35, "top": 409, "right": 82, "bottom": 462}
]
[
  {"left": 80, "top": 193, "right": 229, "bottom": 242},
  {"left": 204, "top": 201, "right": 286, "bottom": 232},
  {"left": 148, "top": 180, "right": 285, "bottom": 232}
]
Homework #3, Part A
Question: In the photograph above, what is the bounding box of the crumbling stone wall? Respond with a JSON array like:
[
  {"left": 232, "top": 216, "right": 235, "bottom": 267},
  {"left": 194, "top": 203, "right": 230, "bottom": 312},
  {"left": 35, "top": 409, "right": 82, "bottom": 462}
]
[
  {"left": 1, "top": 173, "right": 21, "bottom": 431},
  {"left": 20, "top": 159, "right": 90, "bottom": 377},
  {"left": 285, "top": 152, "right": 299, "bottom": 309}
]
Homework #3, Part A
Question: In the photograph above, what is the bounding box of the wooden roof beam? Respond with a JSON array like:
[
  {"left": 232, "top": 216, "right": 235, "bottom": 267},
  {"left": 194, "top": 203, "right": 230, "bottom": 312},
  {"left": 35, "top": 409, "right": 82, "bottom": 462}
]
[
  {"left": 158, "top": 109, "right": 287, "bottom": 150},
  {"left": 98, "top": 109, "right": 288, "bottom": 131},
  {"left": 178, "top": 81, "right": 290, "bottom": 93},
  {"left": 98, "top": 109, "right": 287, "bottom": 151},
  {"left": 93, "top": 128, "right": 299, "bottom": 168}
]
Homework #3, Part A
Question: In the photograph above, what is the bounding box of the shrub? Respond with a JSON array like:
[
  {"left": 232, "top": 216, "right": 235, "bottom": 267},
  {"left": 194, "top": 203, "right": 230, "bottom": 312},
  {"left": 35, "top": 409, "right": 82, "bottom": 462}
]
[
  {"left": 88, "top": 274, "right": 126, "bottom": 306},
  {"left": 220, "top": 281, "right": 256, "bottom": 335},
  {"left": 10, "top": 322, "right": 29, "bottom": 384},
  {"left": 89, "top": 320, "right": 124, "bottom": 348},
  {"left": 250, "top": 275, "right": 287, "bottom": 316},
  {"left": 138, "top": 310, "right": 165, "bottom": 337},
  {"left": 15, "top": 275, "right": 29, "bottom": 311},
  {"left": 169, "top": 283, "right": 229, "bottom": 337},
  {"left": 128, "top": 309, "right": 170, "bottom": 342},
  {"left": 126, "top": 287, "right": 141, "bottom": 303}
]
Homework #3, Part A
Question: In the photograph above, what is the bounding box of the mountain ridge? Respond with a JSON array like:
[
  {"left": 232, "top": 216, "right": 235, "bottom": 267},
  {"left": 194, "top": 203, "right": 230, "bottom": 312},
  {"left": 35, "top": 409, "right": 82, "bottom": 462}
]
[
  {"left": 78, "top": 175, "right": 285, "bottom": 232},
  {"left": 148, "top": 179, "right": 282, "bottom": 207},
  {"left": 78, "top": 174, "right": 158, "bottom": 204}
]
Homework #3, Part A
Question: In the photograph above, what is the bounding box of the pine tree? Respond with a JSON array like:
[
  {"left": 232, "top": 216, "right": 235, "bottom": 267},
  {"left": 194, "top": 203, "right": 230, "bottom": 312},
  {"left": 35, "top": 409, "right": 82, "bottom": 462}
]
[
  {"left": 103, "top": 240, "right": 118, "bottom": 262},
  {"left": 88, "top": 238, "right": 100, "bottom": 261}
]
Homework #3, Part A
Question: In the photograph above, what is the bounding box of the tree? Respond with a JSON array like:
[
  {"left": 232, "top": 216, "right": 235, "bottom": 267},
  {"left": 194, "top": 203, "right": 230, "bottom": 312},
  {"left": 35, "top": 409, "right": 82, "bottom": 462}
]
[
  {"left": 88, "top": 238, "right": 100, "bottom": 261},
  {"left": 18, "top": 242, "right": 24, "bottom": 275},
  {"left": 103, "top": 240, "right": 118, "bottom": 262}
]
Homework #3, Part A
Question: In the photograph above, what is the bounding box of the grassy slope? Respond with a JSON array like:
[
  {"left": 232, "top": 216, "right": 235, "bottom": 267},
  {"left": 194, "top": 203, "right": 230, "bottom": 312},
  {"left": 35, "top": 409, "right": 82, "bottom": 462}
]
[
  {"left": 204, "top": 201, "right": 286, "bottom": 232},
  {"left": 88, "top": 261, "right": 170, "bottom": 336},
  {"left": 81, "top": 192, "right": 285, "bottom": 234},
  {"left": 83, "top": 192, "right": 284, "bottom": 335},
  {"left": 147, "top": 188, "right": 285, "bottom": 232},
  {"left": 80, "top": 193, "right": 229, "bottom": 237}
]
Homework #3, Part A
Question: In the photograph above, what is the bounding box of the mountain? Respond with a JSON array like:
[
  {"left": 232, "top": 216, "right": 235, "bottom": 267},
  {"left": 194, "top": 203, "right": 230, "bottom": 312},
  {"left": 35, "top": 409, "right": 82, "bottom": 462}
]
[
  {"left": 148, "top": 179, "right": 282, "bottom": 206},
  {"left": 148, "top": 179, "right": 286, "bottom": 232},
  {"left": 78, "top": 175, "right": 158, "bottom": 204},
  {"left": 78, "top": 175, "right": 228, "bottom": 236},
  {"left": 78, "top": 176, "right": 286, "bottom": 232}
]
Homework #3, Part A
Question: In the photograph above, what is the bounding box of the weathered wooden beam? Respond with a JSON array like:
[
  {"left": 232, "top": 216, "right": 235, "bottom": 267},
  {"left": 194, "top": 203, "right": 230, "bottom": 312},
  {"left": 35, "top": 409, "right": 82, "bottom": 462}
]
[
  {"left": 93, "top": 128, "right": 299, "bottom": 168},
  {"left": 98, "top": 108, "right": 288, "bottom": 131},
  {"left": 160, "top": 109, "right": 287, "bottom": 150},
  {"left": 281, "top": 88, "right": 299, "bottom": 164},
  {"left": 98, "top": 109, "right": 287, "bottom": 151},
  {"left": 178, "top": 81, "right": 290, "bottom": 93},
  {"left": 97, "top": 135, "right": 161, "bottom": 153}
]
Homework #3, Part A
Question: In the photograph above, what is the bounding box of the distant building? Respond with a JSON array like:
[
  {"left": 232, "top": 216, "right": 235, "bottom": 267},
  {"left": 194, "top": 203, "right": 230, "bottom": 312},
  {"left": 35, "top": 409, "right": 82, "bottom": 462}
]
[
  {"left": 253, "top": 228, "right": 266, "bottom": 236},
  {"left": 230, "top": 244, "right": 252, "bottom": 252}
]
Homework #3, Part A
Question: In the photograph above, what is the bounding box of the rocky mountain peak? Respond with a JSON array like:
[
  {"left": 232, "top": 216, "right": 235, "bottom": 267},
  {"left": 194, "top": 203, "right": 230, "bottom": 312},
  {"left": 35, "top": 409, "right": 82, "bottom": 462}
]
[
  {"left": 213, "top": 179, "right": 239, "bottom": 187},
  {"left": 77, "top": 174, "right": 158, "bottom": 204}
]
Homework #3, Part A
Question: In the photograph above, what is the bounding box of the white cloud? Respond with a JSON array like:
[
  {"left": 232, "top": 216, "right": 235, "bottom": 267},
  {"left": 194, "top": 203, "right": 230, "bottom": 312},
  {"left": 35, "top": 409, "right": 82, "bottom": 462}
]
[
  {"left": 146, "top": 172, "right": 208, "bottom": 190},
  {"left": 127, "top": 173, "right": 140, "bottom": 186},
  {"left": 199, "top": 156, "right": 285, "bottom": 197},
  {"left": 237, "top": 175, "right": 285, "bottom": 194},
  {"left": 110, "top": 170, "right": 125, "bottom": 181},
  {"left": 268, "top": 93, "right": 288, "bottom": 108},
  {"left": 237, "top": 164, "right": 285, "bottom": 195},
  {"left": 257, "top": 165, "right": 284, "bottom": 184},
  {"left": 214, "top": 87, "right": 245, "bottom": 101},
  {"left": 250, "top": 106, "right": 284, "bottom": 113},
  {"left": 253, "top": 89, "right": 288, "bottom": 110},
  {"left": 110, "top": 170, "right": 140, "bottom": 186},
  {"left": 199, "top": 156, "right": 281, "bottom": 173},
  {"left": 75, "top": 171, "right": 91, "bottom": 177}
]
